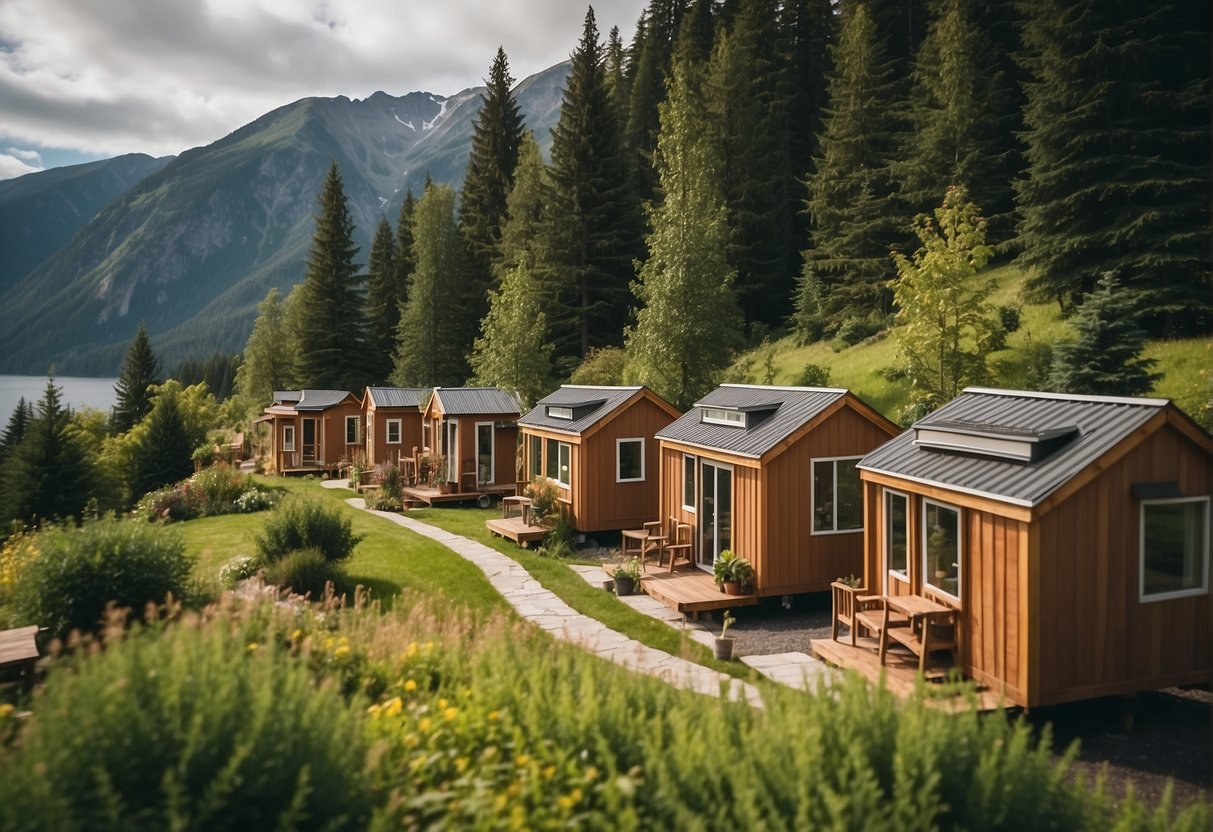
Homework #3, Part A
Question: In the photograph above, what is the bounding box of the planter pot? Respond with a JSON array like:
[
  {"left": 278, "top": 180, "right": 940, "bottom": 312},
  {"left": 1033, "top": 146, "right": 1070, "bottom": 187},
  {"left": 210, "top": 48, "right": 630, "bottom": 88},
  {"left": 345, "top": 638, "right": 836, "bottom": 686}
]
[
  {"left": 601, "top": 579, "right": 615, "bottom": 593},
  {"left": 714, "top": 636, "right": 735, "bottom": 661},
  {"left": 723, "top": 580, "right": 741, "bottom": 595},
  {"left": 615, "top": 575, "right": 636, "bottom": 596}
]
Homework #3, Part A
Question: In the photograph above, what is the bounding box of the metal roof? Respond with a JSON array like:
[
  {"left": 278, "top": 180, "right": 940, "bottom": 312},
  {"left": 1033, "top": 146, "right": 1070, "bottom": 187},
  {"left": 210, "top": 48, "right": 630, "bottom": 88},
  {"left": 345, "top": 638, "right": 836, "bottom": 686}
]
[
  {"left": 655, "top": 384, "right": 848, "bottom": 458},
  {"left": 272, "top": 390, "right": 301, "bottom": 404},
  {"left": 295, "top": 390, "right": 355, "bottom": 410},
  {"left": 858, "top": 387, "right": 1171, "bottom": 507},
  {"left": 518, "top": 386, "right": 644, "bottom": 435},
  {"left": 431, "top": 387, "right": 521, "bottom": 416},
  {"left": 366, "top": 386, "right": 429, "bottom": 409}
]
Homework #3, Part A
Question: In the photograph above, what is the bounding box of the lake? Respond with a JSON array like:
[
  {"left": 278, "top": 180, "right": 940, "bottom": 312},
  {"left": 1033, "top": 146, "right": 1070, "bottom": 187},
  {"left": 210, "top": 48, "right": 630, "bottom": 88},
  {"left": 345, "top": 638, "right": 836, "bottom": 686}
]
[{"left": 0, "top": 375, "right": 119, "bottom": 421}]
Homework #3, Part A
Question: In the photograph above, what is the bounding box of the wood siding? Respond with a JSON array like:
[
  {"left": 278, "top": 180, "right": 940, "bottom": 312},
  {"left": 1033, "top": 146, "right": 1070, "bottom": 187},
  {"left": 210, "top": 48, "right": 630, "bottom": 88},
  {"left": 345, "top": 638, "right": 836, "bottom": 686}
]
[
  {"left": 268, "top": 400, "right": 364, "bottom": 473},
  {"left": 364, "top": 406, "right": 423, "bottom": 468}
]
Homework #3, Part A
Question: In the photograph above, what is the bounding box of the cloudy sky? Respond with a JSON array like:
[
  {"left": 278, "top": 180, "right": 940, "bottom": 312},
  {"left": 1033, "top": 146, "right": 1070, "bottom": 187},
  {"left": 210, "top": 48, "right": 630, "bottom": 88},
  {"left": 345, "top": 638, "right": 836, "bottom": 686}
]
[{"left": 0, "top": 0, "right": 645, "bottom": 180}]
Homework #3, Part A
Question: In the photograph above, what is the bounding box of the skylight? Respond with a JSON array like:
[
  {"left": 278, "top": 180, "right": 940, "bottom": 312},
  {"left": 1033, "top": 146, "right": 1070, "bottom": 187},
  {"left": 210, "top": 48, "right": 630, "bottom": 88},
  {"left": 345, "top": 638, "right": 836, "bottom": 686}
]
[{"left": 914, "top": 419, "right": 1079, "bottom": 463}]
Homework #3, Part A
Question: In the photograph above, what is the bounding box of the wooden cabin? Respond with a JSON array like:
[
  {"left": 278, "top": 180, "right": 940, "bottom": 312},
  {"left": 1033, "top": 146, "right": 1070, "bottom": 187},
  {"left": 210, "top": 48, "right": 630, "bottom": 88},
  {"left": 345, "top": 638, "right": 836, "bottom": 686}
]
[
  {"left": 516, "top": 386, "right": 681, "bottom": 533},
  {"left": 257, "top": 389, "right": 363, "bottom": 475},
  {"left": 362, "top": 386, "right": 427, "bottom": 468},
  {"left": 650, "top": 385, "right": 900, "bottom": 611},
  {"left": 845, "top": 387, "right": 1212, "bottom": 708}
]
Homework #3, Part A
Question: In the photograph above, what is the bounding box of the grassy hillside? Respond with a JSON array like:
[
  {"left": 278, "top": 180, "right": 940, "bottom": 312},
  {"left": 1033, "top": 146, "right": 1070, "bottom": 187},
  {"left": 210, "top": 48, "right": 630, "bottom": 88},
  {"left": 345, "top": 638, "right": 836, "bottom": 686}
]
[{"left": 730, "top": 262, "right": 1212, "bottom": 428}]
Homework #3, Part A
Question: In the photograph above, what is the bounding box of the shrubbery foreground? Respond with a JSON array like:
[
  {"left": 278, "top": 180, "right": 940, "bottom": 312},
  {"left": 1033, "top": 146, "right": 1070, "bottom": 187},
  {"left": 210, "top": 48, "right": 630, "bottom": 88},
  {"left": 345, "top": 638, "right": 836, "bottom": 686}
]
[{"left": 0, "top": 593, "right": 1205, "bottom": 831}]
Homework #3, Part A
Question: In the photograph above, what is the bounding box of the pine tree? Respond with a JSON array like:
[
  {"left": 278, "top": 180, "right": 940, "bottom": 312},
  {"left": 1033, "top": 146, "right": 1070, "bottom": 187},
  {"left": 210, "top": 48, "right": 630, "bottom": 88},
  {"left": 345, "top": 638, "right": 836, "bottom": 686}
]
[
  {"left": 129, "top": 388, "right": 194, "bottom": 499},
  {"left": 1015, "top": 0, "right": 1211, "bottom": 333},
  {"left": 391, "top": 185, "right": 472, "bottom": 387},
  {"left": 295, "top": 161, "right": 370, "bottom": 392},
  {"left": 626, "top": 0, "right": 686, "bottom": 202},
  {"left": 604, "top": 26, "right": 630, "bottom": 128},
  {"left": 496, "top": 133, "right": 551, "bottom": 279},
  {"left": 461, "top": 47, "right": 526, "bottom": 303},
  {"left": 112, "top": 324, "right": 161, "bottom": 433},
  {"left": 547, "top": 8, "right": 644, "bottom": 359},
  {"left": 233, "top": 288, "right": 295, "bottom": 415},
  {"left": 892, "top": 186, "right": 998, "bottom": 417},
  {"left": 365, "top": 216, "right": 400, "bottom": 383},
  {"left": 626, "top": 59, "right": 741, "bottom": 410},
  {"left": 1048, "top": 274, "right": 1161, "bottom": 397},
  {"left": 2, "top": 378, "right": 93, "bottom": 525},
  {"left": 469, "top": 256, "right": 556, "bottom": 410},
  {"left": 394, "top": 190, "right": 417, "bottom": 299},
  {"left": 804, "top": 0, "right": 908, "bottom": 320},
  {"left": 781, "top": 0, "right": 836, "bottom": 185},
  {"left": 0, "top": 397, "right": 33, "bottom": 466}
]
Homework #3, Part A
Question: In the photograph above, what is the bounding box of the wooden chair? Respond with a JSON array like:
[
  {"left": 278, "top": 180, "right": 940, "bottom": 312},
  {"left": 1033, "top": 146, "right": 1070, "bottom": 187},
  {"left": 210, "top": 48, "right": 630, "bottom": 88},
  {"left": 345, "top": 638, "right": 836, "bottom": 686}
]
[
  {"left": 636, "top": 521, "right": 667, "bottom": 572},
  {"left": 830, "top": 582, "right": 891, "bottom": 646},
  {"left": 879, "top": 606, "right": 958, "bottom": 673},
  {"left": 663, "top": 520, "right": 694, "bottom": 573}
]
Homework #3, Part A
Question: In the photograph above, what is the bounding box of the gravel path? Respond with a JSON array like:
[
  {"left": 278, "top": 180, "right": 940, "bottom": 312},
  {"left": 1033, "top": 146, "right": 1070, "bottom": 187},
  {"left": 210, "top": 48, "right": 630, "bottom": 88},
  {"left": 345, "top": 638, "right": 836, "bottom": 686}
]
[{"left": 701, "top": 593, "right": 835, "bottom": 657}]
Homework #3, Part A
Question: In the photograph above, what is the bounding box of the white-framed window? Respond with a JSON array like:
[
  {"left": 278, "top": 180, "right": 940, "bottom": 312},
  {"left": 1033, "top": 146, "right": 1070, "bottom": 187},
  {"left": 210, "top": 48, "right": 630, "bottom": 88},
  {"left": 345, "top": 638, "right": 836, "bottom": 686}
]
[
  {"left": 476, "top": 422, "right": 495, "bottom": 484},
  {"left": 548, "top": 406, "right": 574, "bottom": 420},
  {"left": 923, "top": 500, "right": 961, "bottom": 602},
  {"left": 422, "top": 420, "right": 431, "bottom": 450},
  {"left": 811, "top": 456, "right": 863, "bottom": 534},
  {"left": 682, "top": 454, "right": 696, "bottom": 512},
  {"left": 545, "top": 438, "right": 570, "bottom": 487},
  {"left": 528, "top": 435, "right": 542, "bottom": 479},
  {"left": 885, "top": 489, "right": 909, "bottom": 591},
  {"left": 386, "top": 418, "right": 402, "bottom": 444},
  {"left": 1140, "top": 497, "right": 1209, "bottom": 602},
  {"left": 282, "top": 424, "right": 295, "bottom": 452},
  {"left": 702, "top": 407, "right": 745, "bottom": 427},
  {"left": 616, "top": 438, "right": 645, "bottom": 483},
  {"left": 345, "top": 415, "right": 360, "bottom": 444}
]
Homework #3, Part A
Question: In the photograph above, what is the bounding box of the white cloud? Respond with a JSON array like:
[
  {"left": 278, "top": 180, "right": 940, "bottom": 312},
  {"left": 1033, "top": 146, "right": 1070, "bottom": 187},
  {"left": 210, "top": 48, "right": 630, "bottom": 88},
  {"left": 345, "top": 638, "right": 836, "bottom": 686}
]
[
  {"left": 0, "top": 152, "right": 42, "bottom": 179},
  {"left": 5, "top": 146, "right": 42, "bottom": 164},
  {"left": 0, "top": 0, "right": 643, "bottom": 161}
]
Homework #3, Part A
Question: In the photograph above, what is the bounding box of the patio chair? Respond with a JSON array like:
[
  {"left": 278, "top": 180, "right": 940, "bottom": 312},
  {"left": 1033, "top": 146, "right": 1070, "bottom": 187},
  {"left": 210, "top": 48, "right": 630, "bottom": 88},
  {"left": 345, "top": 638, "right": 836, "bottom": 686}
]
[{"left": 830, "top": 582, "right": 896, "bottom": 647}]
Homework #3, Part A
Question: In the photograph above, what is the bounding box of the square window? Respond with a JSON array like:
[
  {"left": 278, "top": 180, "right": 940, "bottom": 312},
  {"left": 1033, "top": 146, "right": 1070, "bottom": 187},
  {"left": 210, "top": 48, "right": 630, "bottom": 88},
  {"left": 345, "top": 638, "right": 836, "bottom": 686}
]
[
  {"left": 386, "top": 419, "right": 402, "bottom": 444},
  {"left": 1141, "top": 498, "right": 1209, "bottom": 600},
  {"left": 617, "top": 438, "right": 644, "bottom": 482},
  {"left": 812, "top": 457, "right": 863, "bottom": 533},
  {"left": 345, "top": 416, "right": 359, "bottom": 444}
]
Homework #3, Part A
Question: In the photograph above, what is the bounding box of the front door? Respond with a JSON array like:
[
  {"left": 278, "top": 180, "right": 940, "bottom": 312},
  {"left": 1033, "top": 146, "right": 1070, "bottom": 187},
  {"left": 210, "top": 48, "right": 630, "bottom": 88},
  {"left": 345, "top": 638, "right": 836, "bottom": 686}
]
[
  {"left": 302, "top": 418, "right": 317, "bottom": 463},
  {"left": 698, "top": 460, "right": 732, "bottom": 571},
  {"left": 444, "top": 421, "right": 459, "bottom": 484}
]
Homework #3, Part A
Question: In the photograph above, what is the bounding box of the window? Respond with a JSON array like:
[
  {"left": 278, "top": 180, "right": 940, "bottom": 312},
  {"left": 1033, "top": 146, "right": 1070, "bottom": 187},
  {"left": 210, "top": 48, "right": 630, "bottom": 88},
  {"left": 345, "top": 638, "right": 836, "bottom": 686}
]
[
  {"left": 682, "top": 454, "right": 696, "bottom": 511},
  {"left": 422, "top": 421, "right": 431, "bottom": 450},
  {"left": 1140, "top": 497, "right": 1209, "bottom": 601},
  {"left": 616, "top": 438, "right": 644, "bottom": 482},
  {"left": 702, "top": 407, "right": 745, "bottom": 426},
  {"left": 885, "top": 490, "right": 908, "bottom": 587},
  {"left": 282, "top": 424, "right": 295, "bottom": 452},
  {"left": 476, "top": 422, "right": 494, "bottom": 484},
  {"left": 528, "top": 435, "right": 542, "bottom": 478},
  {"left": 386, "top": 419, "right": 402, "bottom": 444},
  {"left": 545, "top": 438, "right": 559, "bottom": 481},
  {"left": 345, "top": 416, "right": 359, "bottom": 444},
  {"left": 811, "top": 457, "right": 863, "bottom": 533},
  {"left": 923, "top": 500, "right": 961, "bottom": 601},
  {"left": 548, "top": 406, "right": 574, "bottom": 420},
  {"left": 558, "top": 442, "right": 571, "bottom": 487},
  {"left": 546, "top": 438, "right": 570, "bottom": 487}
]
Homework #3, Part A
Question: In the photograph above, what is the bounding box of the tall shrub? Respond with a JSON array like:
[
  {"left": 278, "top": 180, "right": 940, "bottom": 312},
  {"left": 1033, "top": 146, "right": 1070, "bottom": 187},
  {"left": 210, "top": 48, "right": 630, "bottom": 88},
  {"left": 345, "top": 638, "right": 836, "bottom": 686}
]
[{"left": 254, "top": 497, "right": 363, "bottom": 564}]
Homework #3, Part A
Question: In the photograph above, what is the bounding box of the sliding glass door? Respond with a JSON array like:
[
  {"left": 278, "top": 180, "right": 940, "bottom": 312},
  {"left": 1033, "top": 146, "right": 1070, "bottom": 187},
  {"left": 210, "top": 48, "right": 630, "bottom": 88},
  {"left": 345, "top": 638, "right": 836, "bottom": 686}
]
[{"left": 698, "top": 461, "right": 733, "bottom": 571}]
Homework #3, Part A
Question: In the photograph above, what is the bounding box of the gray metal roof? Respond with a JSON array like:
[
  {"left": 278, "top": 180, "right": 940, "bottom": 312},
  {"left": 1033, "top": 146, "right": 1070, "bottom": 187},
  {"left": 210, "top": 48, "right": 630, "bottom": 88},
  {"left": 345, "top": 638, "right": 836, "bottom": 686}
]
[
  {"left": 432, "top": 387, "right": 521, "bottom": 416},
  {"left": 273, "top": 390, "right": 301, "bottom": 404},
  {"left": 294, "top": 390, "right": 355, "bottom": 410},
  {"left": 858, "top": 387, "right": 1173, "bottom": 507},
  {"left": 366, "top": 386, "right": 429, "bottom": 409},
  {"left": 655, "top": 384, "right": 849, "bottom": 458},
  {"left": 519, "top": 386, "right": 645, "bottom": 435}
]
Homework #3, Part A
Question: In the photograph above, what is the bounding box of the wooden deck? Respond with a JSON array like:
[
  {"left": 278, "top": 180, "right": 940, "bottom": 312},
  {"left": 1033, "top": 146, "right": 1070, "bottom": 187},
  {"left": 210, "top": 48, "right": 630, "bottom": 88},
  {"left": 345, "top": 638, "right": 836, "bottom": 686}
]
[
  {"left": 402, "top": 484, "right": 516, "bottom": 507},
  {"left": 810, "top": 638, "right": 1009, "bottom": 712},
  {"left": 639, "top": 569, "right": 758, "bottom": 614},
  {"left": 485, "top": 516, "right": 549, "bottom": 548}
]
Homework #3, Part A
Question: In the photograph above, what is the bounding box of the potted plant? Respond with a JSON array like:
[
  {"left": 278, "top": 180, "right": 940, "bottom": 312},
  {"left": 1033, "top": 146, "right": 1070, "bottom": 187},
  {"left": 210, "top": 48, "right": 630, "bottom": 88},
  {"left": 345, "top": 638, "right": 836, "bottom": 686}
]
[
  {"left": 714, "top": 610, "right": 736, "bottom": 660},
  {"left": 732, "top": 556, "right": 755, "bottom": 595},
  {"left": 613, "top": 556, "right": 642, "bottom": 597},
  {"left": 430, "top": 453, "right": 450, "bottom": 493},
  {"left": 713, "top": 549, "right": 738, "bottom": 592},
  {"left": 526, "top": 476, "right": 558, "bottom": 526}
]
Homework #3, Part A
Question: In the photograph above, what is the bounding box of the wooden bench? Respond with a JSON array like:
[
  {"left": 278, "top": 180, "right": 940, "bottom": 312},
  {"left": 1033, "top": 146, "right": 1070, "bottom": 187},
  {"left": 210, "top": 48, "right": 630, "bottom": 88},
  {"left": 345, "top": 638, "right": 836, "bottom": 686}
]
[
  {"left": 830, "top": 583, "right": 907, "bottom": 647},
  {"left": 878, "top": 593, "right": 958, "bottom": 672}
]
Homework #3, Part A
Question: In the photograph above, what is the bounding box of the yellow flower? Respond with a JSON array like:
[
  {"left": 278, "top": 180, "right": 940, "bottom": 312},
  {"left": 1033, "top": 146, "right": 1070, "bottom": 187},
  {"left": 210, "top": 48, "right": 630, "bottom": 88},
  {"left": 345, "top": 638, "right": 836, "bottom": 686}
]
[
  {"left": 403, "top": 733, "right": 418, "bottom": 747},
  {"left": 0, "top": 704, "right": 14, "bottom": 719},
  {"left": 404, "top": 679, "right": 418, "bottom": 692},
  {"left": 422, "top": 641, "right": 434, "bottom": 652},
  {"left": 515, "top": 754, "right": 529, "bottom": 767},
  {"left": 290, "top": 629, "right": 303, "bottom": 641},
  {"left": 443, "top": 707, "right": 458, "bottom": 721},
  {"left": 438, "top": 698, "right": 448, "bottom": 709},
  {"left": 455, "top": 756, "right": 469, "bottom": 773},
  {"left": 405, "top": 641, "right": 418, "bottom": 657},
  {"left": 246, "top": 642, "right": 259, "bottom": 652},
  {"left": 494, "top": 794, "right": 508, "bottom": 812},
  {"left": 487, "top": 710, "right": 499, "bottom": 721},
  {"left": 384, "top": 697, "right": 403, "bottom": 718},
  {"left": 543, "top": 765, "right": 556, "bottom": 780},
  {"left": 333, "top": 645, "right": 350, "bottom": 659},
  {"left": 584, "top": 766, "right": 598, "bottom": 782},
  {"left": 418, "top": 718, "right": 431, "bottom": 733}
]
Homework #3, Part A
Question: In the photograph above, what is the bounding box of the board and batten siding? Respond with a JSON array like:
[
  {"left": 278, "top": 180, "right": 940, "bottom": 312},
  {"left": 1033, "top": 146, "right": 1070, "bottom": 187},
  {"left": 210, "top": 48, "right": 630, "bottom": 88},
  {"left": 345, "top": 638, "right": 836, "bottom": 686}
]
[
  {"left": 1034, "top": 422, "right": 1211, "bottom": 706},
  {"left": 575, "top": 396, "right": 673, "bottom": 532},
  {"left": 365, "top": 406, "right": 423, "bottom": 468}
]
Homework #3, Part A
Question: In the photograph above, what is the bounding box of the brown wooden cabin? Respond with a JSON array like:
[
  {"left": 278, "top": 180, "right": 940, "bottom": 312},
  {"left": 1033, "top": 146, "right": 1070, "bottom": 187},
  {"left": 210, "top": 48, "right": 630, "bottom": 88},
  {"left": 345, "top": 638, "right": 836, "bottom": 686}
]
[
  {"left": 257, "top": 389, "right": 363, "bottom": 474},
  {"left": 420, "top": 387, "right": 521, "bottom": 492},
  {"left": 517, "top": 386, "right": 681, "bottom": 533},
  {"left": 362, "top": 386, "right": 427, "bottom": 468},
  {"left": 855, "top": 387, "right": 1212, "bottom": 708},
  {"left": 653, "top": 385, "right": 900, "bottom": 602}
]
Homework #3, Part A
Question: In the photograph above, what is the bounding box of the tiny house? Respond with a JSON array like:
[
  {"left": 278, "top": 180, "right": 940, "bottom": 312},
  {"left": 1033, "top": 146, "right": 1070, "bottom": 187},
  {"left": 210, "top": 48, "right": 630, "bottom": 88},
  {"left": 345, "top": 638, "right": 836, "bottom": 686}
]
[
  {"left": 258, "top": 389, "right": 363, "bottom": 474},
  {"left": 653, "top": 385, "right": 900, "bottom": 605},
  {"left": 418, "top": 387, "right": 521, "bottom": 494},
  {"left": 856, "top": 387, "right": 1212, "bottom": 708},
  {"left": 362, "top": 386, "right": 428, "bottom": 468},
  {"left": 517, "top": 385, "right": 681, "bottom": 532}
]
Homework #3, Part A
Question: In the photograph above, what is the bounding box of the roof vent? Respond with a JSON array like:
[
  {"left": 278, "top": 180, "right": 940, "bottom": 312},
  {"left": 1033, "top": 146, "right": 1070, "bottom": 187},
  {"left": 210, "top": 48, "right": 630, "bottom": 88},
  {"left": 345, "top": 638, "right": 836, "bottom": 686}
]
[{"left": 914, "top": 419, "right": 1079, "bottom": 463}]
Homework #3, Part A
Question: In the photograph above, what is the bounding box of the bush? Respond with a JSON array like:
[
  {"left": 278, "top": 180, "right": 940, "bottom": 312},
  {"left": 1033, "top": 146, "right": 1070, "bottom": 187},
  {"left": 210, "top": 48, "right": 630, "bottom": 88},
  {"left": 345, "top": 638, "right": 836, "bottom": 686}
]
[
  {"left": 376, "top": 462, "right": 404, "bottom": 501},
  {"left": 524, "top": 477, "right": 559, "bottom": 525},
  {"left": 134, "top": 484, "right": 202, "bottom": 522},
  {"left": 537, "top": 514, "right": 576, "bottom": 559},
  {"left": 134, "top": 468, "right": 275, "bottom": 522},
  {"left": 254, "top": 498, "right": 363, "bottom": 564},
  {"left": 0, "top": 616, "right": 372, "bottom": 830},
  {"left": 795, "top": 363, "right": 832, "bottom": 387},
  {"left": 234, "top": 487, "right": 275, "bottom": 513},
  {"left": 833, "top": 315, "right": 886, "bottom": 348},
  {"left": 188, "top": 464, "right": 246, "bottom": 512},
  {"left": 998, "top": 304, "right": 1022, "bottom": 333},
  {"left": 10, "top": 517, "right": 194, "bottom": 639},
  {"left": 263, "top": 548, "right": 344, "bottom": 598},
  {"left": 364, "top": 489, "right": 403, "bottom": 512},
  {"left": 218, "top": 555, "right": 260, "bottom": 587}
]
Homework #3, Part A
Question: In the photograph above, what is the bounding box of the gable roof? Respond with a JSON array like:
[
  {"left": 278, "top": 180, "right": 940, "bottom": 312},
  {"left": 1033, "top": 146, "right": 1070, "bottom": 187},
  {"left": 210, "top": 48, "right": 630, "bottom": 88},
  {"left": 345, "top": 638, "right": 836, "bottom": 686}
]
[
  {"left": 294, "top": 390, "right": 357, "bottom": 410},
  {"left": 857, "top": 387, "right": 1204, "bottom": 508},
  {"left": 430, "top": 387, "right": 521, "bottom": 416},
  {"left": 519, "top": 385, "right": 649, "bottom": 435},
  {"left": 365, "top": 386, "right": 429, "bottom": 409},
  {"left": 655, "top": 384, "right": 851, "bottom": 458}
]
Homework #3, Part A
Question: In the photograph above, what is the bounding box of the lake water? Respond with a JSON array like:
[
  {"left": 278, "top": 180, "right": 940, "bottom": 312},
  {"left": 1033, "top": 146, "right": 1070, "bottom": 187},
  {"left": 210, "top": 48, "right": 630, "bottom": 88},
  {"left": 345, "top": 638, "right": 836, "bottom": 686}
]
[{"left": 0, "top": 375, "right": 119, "bottom": 420}]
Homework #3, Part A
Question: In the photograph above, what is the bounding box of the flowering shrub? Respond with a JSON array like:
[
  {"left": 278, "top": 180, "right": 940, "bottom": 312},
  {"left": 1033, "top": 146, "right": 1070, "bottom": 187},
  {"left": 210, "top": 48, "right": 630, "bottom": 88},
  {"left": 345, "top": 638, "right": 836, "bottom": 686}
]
[
  {"left": 134, "top": 468, "right": 277, "bottom": 522},
  {"left": 234, "top": 488, "right": 275, "bottom": 513},
  {"left": 217, "top": 555, "right": 260, "bottom": 587}
]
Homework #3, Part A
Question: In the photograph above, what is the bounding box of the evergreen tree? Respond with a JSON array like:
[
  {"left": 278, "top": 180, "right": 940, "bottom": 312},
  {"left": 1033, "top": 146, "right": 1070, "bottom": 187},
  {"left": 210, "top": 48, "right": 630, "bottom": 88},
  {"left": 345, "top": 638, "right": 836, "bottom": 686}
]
[
  {"left": 112, "top": 324, "right": 161, "bottom": 433},
  {"left": 392, "top": 185, "right": 472, "bottom": 387},
  {"left": 175, "top": 353, "right": 239, "bottom": 401},
  {"left": 674, "top": 0, "right": 716, "bottom": 66},
  {"left": 394, "top": 190, "right": 417, "bottom": 299},
  {"left": 1048, "top": 274, "right": 1161, "bottom": 397},
  {"left": 865, "top": 0, "right": 928, "bottom": 84},
  {"left": 2, "top": 378, "right": 93, "bottom": 525},
  {"left": 496, "top": 133, "right": 552, "bottom": 279},
  {"left": 461, "top": 47, "right": 526, "bottom": 303},
  {"left": 781, "top": 0, "right": 836, "bottom": 186},
  {"left": 626, "top": 59, "right": 741, "bottom": 410},
  {"left": 804, "top": 0, "right": 907, "bottom": 320},
  {"left": 129, "top": 388, "right": 194, "bottom": 500},
  {"left": 1015, "top": 0, "right": 1211, "bottom": 333},
  {"left": 365, "top": 216, "right": 400, "bottom": 383},
  {"left": 0, "top": 397, "right": 33, "bottom": 467},
  {"left": 547, "top": 8, "right": 644, "bottom": 359},
  {"left": 892, "top": 186, "right": 998, "bottom": 417},
  {"left": 233, "top": 288, "right": 295, "bottom": 416},
  {"left": 626, "top": 0, "right": 686, "bottom": 203},
  {"left": 295, "top": 161, "right": 370, "bottom": 392},
  {"left": 604, "top": 26, "right": 630, "bottom": 127},
  {"left": 469, "top": 256, "right": 556, "bottom": 410}
]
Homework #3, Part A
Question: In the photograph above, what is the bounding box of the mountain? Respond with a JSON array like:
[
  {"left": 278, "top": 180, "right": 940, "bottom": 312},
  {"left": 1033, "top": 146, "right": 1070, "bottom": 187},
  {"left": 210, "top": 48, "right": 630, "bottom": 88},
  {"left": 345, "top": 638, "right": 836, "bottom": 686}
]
[
  {"left": 0, "top": 153, "right": 171, "bottom": 298},
  {"left": 0, "top": 62, "right": 570, "bottom": 376}
]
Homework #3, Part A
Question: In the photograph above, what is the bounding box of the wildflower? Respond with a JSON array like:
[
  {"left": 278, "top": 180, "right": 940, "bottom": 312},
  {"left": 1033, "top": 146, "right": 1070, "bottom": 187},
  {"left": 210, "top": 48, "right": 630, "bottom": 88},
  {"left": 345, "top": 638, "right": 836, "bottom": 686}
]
[
  {"left": 438, "top": 698, "right": 448, "bottom": 709},
  {"left": 246, "top": 642, "right": 259, "bottom": 652},
  {"left": 404, "top": 679, "right": 418, "bottom": 692},
  {"left": 515, "top": 754, "right": 529, "bottom": 767},
  {"left": 290, "top": 629, "right": 303, "bottom": 641},
  {"left": 455, "top": 756, "right": 469, "bottom": 773},
  {"left": 487, "top": 710, "right": 499, "bottom": 721},
  {"left": 494, "top": 794, "right": 508, "bottom": 812},
  {"left": 384, "top": 697, "right": 403, "bottom": 718},
  {"left": 403, "top": 733, "right": 418, "bottom": 747},
  {"left": 419, "top": 718, "right": 431, "bottom": 733},
  {"left": 333, "top": 644, "right": 351, "bottom": 659},
  {"left": 405, "top": 642, "right": 418, "bottom": 657},
  {"left": 585, "top": 766, "right": 598, "bottom": 782},
  {"left": 543, "top": 765, "right": 556, "bottom": 780},
  {"left": 443, "top": 707, "right": 457, "bottom": 721}
]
